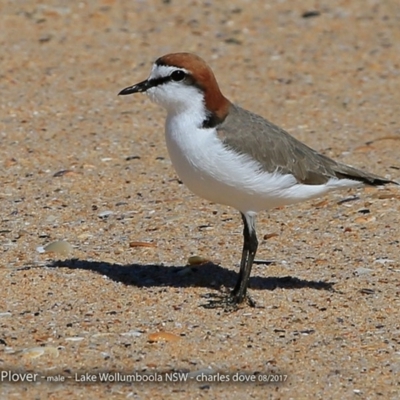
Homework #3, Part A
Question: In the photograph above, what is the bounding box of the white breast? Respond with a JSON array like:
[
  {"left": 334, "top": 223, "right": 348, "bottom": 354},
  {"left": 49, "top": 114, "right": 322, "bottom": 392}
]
[{"left": 164, "top": 114, "right": 361, "bottom": 214}]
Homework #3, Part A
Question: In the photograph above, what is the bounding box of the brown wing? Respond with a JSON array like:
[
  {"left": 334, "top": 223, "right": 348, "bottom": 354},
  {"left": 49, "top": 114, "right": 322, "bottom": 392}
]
[{"left": 217, "top": 104, "right": 395, "bottom": 186}]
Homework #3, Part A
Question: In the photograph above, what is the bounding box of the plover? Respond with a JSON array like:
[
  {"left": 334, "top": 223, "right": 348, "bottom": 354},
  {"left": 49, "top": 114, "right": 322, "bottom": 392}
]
[{"left": 119, "top": 53, "right": 397, "bottom": 307}]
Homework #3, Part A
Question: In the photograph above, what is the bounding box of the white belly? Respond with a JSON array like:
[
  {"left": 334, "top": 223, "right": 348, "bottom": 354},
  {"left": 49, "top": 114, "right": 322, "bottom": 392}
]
[{"left": 165, "top": 116, "right": 360, "bottom": 214}]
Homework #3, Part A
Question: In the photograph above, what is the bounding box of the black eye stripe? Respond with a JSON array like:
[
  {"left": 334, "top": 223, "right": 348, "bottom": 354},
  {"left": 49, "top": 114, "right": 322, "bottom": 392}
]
[
  {"left": 147, "top": 70, "right": 188, "bottom": 88},
  {"left": 147, "top": 75, "right": 172, "bottom": 88}
]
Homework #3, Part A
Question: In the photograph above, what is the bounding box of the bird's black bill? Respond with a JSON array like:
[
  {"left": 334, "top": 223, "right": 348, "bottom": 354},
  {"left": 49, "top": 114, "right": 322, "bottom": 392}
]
[
  {"left": 118, "top": 79, "right": 152, "bottom": 95},
  {"left": 118, "top": 74, "right": 174, "bottom": 96}
]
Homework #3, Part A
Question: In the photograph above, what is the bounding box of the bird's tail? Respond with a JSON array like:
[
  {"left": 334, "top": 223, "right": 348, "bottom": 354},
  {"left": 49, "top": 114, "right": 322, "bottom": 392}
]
[{"left": 333, "top": 163, "right": 398, "bottom": 186}]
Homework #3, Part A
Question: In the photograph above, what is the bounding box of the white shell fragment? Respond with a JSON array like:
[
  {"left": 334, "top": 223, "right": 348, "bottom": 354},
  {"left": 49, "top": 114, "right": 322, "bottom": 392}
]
[
  {"left": 43, "top": 240, "right": 73, "bottom": 256},
  {"left": 22, "top": 346, "right": 59, "bottom": 359},
  {"left": 65, "top": 336, "right": 85, "bottom": 342},
  {"left": 36, "top": 246, "right": 46, "bottom": 254},
  {"left": 98, "top": 210, "right": 114, "bottom": 218}
]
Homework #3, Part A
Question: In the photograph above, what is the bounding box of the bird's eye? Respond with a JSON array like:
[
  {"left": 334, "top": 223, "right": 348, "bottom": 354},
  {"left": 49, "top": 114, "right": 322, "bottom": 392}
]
[{"left": 171, "top": 70, "right": 186, "bottom": 82}]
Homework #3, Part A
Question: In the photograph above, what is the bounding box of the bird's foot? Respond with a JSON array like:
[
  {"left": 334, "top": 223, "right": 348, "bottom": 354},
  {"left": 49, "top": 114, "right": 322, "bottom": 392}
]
[{"left": 201, "top": 288, "right": 257, "bottom": 311}]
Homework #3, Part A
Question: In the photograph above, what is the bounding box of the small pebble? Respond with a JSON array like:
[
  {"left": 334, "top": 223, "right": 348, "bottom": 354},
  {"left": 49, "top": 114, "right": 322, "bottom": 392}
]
[
  {"left": 0, "top": 312, "right": 12, "bottom": 317},
  {"left": 337, "top": 195, "right": 360, "bottom": 205},
  {"left": 188, "top": 256, "right": 209, "bottom": 265},
  {"left": 53, "top": 169, "right": 80, "bottom": 177},
  {"left": 302, "top": 10, "right": 321, "bottom": 18},
  {"left": 354, "top": 215, "right": 375, "bottom": 223},
  {"left": 98, "top": 210, "right": 114, "bottom": 218},
  {"left": 92, "top": 332, "right": 116, "bottom": 338},
  {"left": 354, "top": 267, "right": 373, "bottom": 276},
  {"left": 148, "top": 332, "right": 180, "bottom": 343},
  {"left": 359, "top": 288, "right": 375, "bottom": 295},
  {"left": 263, "top": 232, "right": 279, "bottom": 240},
  {"left": 129, "top": 241, "right": 157, "bottom": 248},
  {"left": 374, "top": 259, "right": 394, "bottom": 264},
  {"left": 121, "top": 330, "right": 143, "bottom": 337},
  {"left": 65, "top": 336, "right": 85, "bottom": 342},
  {"left": 23, "top": 346, "right": 60, "bottom": 358},
  {"left": 43, "top": 240, "right": 73, "bottom": 256}
]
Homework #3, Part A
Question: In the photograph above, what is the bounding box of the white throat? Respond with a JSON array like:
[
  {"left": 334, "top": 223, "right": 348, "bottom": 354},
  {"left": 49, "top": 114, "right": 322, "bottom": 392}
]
[{"left": 146, "top": 65, "right": 208, "bottom": 124}]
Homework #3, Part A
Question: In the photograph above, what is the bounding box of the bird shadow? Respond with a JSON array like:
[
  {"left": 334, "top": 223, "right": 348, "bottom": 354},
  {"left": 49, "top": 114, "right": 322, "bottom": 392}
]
[{"left": 45, "top": 258, "right": 335, "bottom": 293}]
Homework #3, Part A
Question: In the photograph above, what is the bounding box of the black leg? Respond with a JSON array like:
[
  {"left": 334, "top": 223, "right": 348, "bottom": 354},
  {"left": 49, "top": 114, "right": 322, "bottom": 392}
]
[
  {"left": 231, "top": 212, "right": 258, "bottom": 304},
  {"left": 232, "top": 213, "right": 251, "bottom": 297},
  {"left": 202, "top": 212, "right": 258, "bottom": 310}
]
